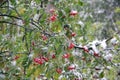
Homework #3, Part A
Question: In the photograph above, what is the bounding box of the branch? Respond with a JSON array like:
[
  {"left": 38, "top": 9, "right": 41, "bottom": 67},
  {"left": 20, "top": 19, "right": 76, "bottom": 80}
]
[
  {"left": 30, "top": 20, "right": 42, "bottom": 30},
  {"left": 0, "top": 21, "right": 33, "bottom": 31},
  {"left": 0, "top": 0, "right": 8, "bottom": 7},
  {"left": 0, "top": 20, "right": 23, "bottom": 27},
  {"left": 0, "top": 14, "right": 22, "bottom": 20},
  {"left": 0, "top": 50, "right": 9, "bottom": 54}
]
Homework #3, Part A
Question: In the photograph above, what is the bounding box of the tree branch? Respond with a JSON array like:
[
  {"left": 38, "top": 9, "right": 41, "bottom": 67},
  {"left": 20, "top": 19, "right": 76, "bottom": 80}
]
[{"left": 0, "top": 14, "right": 22, "bottom": 20}]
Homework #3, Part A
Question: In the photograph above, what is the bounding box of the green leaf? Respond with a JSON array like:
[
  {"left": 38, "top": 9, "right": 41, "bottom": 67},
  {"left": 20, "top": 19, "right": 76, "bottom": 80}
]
[{"left": 99, "top": 71, "right": 104, "bottom": 78}]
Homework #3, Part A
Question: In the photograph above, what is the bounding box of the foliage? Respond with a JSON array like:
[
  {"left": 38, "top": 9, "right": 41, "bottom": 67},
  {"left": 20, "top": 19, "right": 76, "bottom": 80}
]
[{"left": 0, "top": 0, "right": 120, "bottom": 80}]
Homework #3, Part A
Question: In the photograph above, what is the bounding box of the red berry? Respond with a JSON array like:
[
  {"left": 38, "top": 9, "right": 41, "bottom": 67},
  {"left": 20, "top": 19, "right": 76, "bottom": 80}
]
[
  {"left": 70, "top": 10, "right": 78, "bottom": 16},
  {"left": 33, "top": 58, "right": 44, "bottom": 65},
  {"left": 38, "top": 60, "right": 44, "bottom": 65},
  {"left": 62, "top": 53, "right": 70, "bottom": 58},
  {"left": 34, "top": 58, "right": 38, "bottom": 62},
  {"left": 52, "top": 54, "right": 56, "bottom": 59},
  {"left": 32, "top": 41, "right": 35, "bottom": 46},
  {"left": 94, "top": 52, "right": 100, "bottom": 57},
  {"left": 68, "top": 42, "right": 75, "bottom": 49},
  {"left": 14, "top": 56, "right": 20, "bottom": 60},
  {"left": 83, "top": 46, "right": 89, "bottom": 53},
  {"left": 50, "top": 8, "right": 55, "bottom": 13},
  {"left": 56, "top": 68, "right": 62, "bottom": 74},
  {"left": 49, "top": 14, "right": 57, "bottom": 22},
  {"left": 42, "top": 34, "right": 47, "bottom": 41},
  {"left": 71, "top": 32, "right": 76, "bottom": 37},
  {"left": 68, "top": 64, "right": 76, "bottom": 70},
  {"left": 42, "top": 57, "right": 49, "bottom": 62}
]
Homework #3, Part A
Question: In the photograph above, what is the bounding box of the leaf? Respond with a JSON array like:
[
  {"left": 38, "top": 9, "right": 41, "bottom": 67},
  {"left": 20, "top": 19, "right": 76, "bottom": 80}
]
[
  {"left": 78, "top": 0, "right": 84, "bottom": 6},
  {"left": 99, "top": 71, "right": 104, "bottom": 78}
]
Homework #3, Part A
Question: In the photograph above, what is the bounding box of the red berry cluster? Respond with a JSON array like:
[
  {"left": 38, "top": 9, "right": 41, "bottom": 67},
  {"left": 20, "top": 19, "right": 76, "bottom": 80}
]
[{"left": 33, "top": 56, "right": 49, "bottom": 65}]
